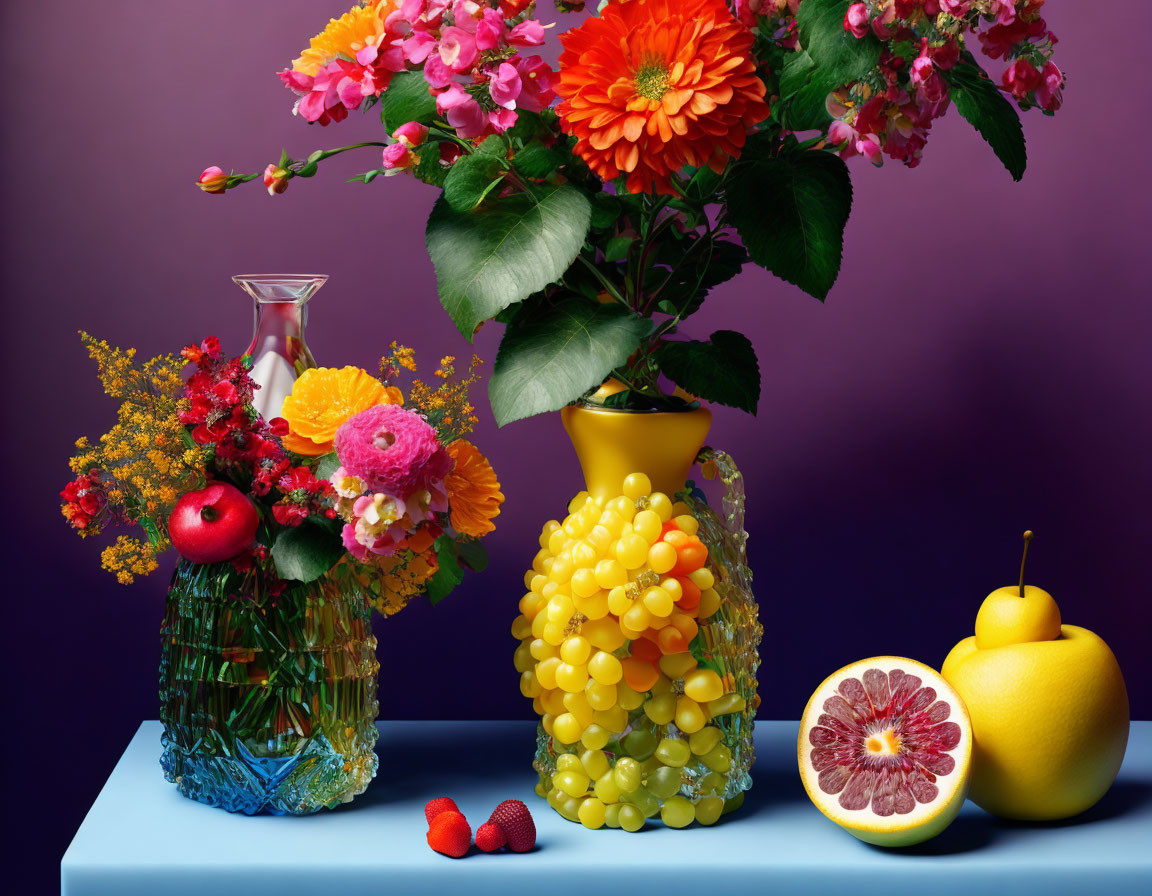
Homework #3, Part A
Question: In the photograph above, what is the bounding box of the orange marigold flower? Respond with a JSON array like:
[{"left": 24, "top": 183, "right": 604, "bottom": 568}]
[
  {"left": 445, "top": 440, "right": 504, "bottom": 538},
  {"left": 281, "top": 366, "right": 402, "bottom": 456},
  {"left": 555, "top": 0, "right": 770, "bottom": 195}
]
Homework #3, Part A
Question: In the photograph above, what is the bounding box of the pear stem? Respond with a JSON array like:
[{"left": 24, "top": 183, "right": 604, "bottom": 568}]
[{"left": 1018, "top": 530, "right": 1034, "bottom": 597}]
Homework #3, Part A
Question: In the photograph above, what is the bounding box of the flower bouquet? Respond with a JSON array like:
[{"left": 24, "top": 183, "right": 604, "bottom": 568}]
[
  {"left": 202, "top": 0, "right": 1062, "bottom": 423},
  {"left": 62, "top": 334, "right": 502, "bottom": 813}
]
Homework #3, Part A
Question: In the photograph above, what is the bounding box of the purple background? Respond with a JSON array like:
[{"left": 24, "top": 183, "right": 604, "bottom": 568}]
[{"left": 3, "top": 1, "right": 1150, "bottom": 890}]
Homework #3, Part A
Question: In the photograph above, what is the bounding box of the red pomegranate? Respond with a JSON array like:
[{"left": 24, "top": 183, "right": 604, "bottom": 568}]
[{"left": 168, "top": 482, "right": 260, "bottom": 564}]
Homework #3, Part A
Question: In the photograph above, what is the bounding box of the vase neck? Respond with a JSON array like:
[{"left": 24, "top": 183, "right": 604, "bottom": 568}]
[
  {"left": 561, "top": 405, "right": 712, "bottom": 502},
  {"left": 232, "top": 275, "right": 325, "bottom": 420}
]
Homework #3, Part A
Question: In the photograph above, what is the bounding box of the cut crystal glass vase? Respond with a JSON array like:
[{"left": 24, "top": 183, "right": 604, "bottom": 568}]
[{"left": 159, "top": 560, "right": 380, "bottom": 814}]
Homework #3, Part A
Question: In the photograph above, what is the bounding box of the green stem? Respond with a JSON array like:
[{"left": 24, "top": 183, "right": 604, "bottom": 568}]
[{"left": 576, "top": 254, "right": 629, "bottom": 307}]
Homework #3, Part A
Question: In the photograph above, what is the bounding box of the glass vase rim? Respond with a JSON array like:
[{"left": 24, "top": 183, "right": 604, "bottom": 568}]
[
  {"left": 232, "top": 273, "right": 329, "bottom": 303},
  {"left": 568, "top": 399, "right": 707, "bottom": 416}
]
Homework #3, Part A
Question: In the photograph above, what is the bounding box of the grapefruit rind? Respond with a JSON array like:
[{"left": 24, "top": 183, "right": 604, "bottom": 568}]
[{"left": 797, "top": 656, "right": 973, "bottom": 847}]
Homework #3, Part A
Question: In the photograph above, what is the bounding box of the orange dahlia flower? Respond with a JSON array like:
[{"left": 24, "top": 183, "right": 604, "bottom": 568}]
[
  {"left": 281, "top": 366, "right": 402, "bottom": 456},
  {"left": 445, "top": 440, "right": 504, "bottom": 538},
  {"left": 555, "top": 0, "right": 770, "bottom": 195}
]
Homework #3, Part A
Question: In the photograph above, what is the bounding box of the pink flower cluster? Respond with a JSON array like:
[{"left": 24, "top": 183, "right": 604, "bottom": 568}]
[
  {"left": 330, "top": 404, "right": 453, "bottom": 559},
  {"left": 279, "top": 0, "right": 557, "bottom": 149},
  {"left": 823, "top": 0, "right": 1061, "bottom": 168}
]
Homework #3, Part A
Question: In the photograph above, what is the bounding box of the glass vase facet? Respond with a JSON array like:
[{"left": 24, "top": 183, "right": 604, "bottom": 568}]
[
  {"left": 159, "top": 559, "right": 379, "bottom": 814},
  {"left": 519, "top": 404, "right": 761, "bottom": 829}
]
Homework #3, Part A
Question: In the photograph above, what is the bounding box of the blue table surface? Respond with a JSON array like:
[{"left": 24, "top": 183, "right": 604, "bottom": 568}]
[{"left": 62, "top": 720, "right": 1152, "bottom": 896}]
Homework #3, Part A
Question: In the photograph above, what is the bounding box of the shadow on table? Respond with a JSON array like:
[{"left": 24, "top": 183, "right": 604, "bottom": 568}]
[{"left": 986, "top": 779, "right": 1152, "bottom": 830}]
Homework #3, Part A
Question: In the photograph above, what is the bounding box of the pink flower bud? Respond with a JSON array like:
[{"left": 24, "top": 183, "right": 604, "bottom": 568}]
[
  {"left": 940, "top": 0, "right": 972, "bottom": 15},
  {"left": 1035, "top": 61, "right": 1063, "bottom": 111},
  {"left": 489, "top": 62, "right": 523, "bottom": 110},
  {"left": 262, "top": 164, "right": 290, "bottom": 196},
  {"left": 1002, "top": 59, "right": 1041, "bottom": 99},
  {"left": 393, "top": 121, "right": 429, "bottom": 147},
  {"left": 197, "top": 166, "right": 229, "bottom": 194},
  {"left": 857, "top": 134, "right": 883, "bottom": 167},
  {"left": 381, "top": 142, "right": 415, "bottom": 171},
  {"left": 843, "top": 3, "right": 870, "bottom": 39}
]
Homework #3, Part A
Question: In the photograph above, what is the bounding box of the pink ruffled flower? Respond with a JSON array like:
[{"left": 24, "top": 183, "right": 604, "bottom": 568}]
[
  {"left": 508, "top": 20, "right": 547, "bottom": 48},
  {"left": 334, "top": 404, "right": 452, "bottom": 499},
  {"left": 939, "top": 0, "right": 971, "bottom": 15},
  {"left": 513, "top": 56, "right": 557, "bottom": 113},
  {"left": 475, "top": 8, "right": 505, "bottom": 51},
  {"left": 439, "top": 26, "right": 478, "bottom": 73},
  {"left": 404, "top": 31, "right": 437, "bottom": 64},
  {"left": 436, "top": 84, "right": 489, "bottom": 138},
  {"left": 844, "top": 3, "right": 870, "bottom": 39},
  {"left": 489, "top": 62, "right": 523, "bottom": 110},
  {"left": 382, "top": 142, "right": 416, "bottom": 171},
  {"left": 197, "top": 166, "right": 228, "bottom": 194},
  {"left": 393, "top": 121, "right": 429, "bottom": 147}
]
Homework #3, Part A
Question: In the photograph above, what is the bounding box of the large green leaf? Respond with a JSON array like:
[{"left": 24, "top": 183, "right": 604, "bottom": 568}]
[
  {"left": 489, "top": 297, "right": 653, "bottom": 426},
  {"left": 654, "top": 331, "right": 760, "bottom": 414},
  {"left": 271, "top": 519, "right": 344, "bottom": 583},
  {"left": 426, "top": 185, "right": 593, "bottom": 337},
  {"left": 728, "top": 144, "right": 852, "bottom": 300},
  {"left": 796, "top": 0, "right": 882, "bottom": 82},
  {"left": 944, "top": 60, "right": 1027, "bottom": 181},
  {"left": 380, "top": 70, "right": 437, "bottom": 131},
  {"left": 776, "top": 50, "right": 842, "bottom": 131},
  {"left": 443, "top": 153, "right": 505, "bottom": 212}
]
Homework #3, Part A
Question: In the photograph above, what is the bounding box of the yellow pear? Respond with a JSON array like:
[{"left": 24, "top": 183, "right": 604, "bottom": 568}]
[{"left": 942, "top": 532, "right": 1129, "bottom": 820}]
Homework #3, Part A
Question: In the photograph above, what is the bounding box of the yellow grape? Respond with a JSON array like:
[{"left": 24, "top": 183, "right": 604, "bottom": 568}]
[
  {"left": 552, "top": 713, "right": 583, "bottom": 744},
  {"left": 607, "top": 495, "right": 636, "bottom": 522},
  {"left": 647, "top": 542, "right": 677, "bottom": 574},
  {"left": 695, "top": 796, "right": 724, "bottom": 826},
  {"left": 701, "top": 742, "right": 732, "bottom": 773},
  {"left": 588, "top": 651, "right": 623, "bottom": 685},
  {"left": 642, "top": 586, "right": 674, "bottom": 617},
  {"left": 563, "top": 691, "right": 595, "bottom": 727},
  {"left": 530, "top": 574, "right": 547, "bottom": 594},
  {"left": 647, "top": 492, "right": 673, "bottom": 521},
  {"left": 570, "top": 568, "right": 598, "bottom": 598},
  {"left": 530, "top": 638, "right": 558, "bottom": 661},
  {"left": 622, "top": 473, "right": 652, "bottom": 500},
  {"left": 579, "top": 797, "right": 607, "bottom": 829},
  {"left": 618, "top": 804, "right": 645, "bottom": 832},
  {"left": 587, "top": 525, "right": 614, "bottom": 553},
  {"left": 573, "top": 590, "right": 609, "bottom": 620},
  {"left": 547, "top": 593, "right": 575, "bottom": 623},
  {"left": 604, "top": 803, "right": 623, "bottom": 827},
  {"left": 621, "top": 602, "right": 652, "bottom": 631},
  {"left": 555, "top": 769, "right": 590, "bottom": 797},
  {"left": 688, "top": 567, "right": 715, "bottom": 590},
  {"left": 724, "top": 792, "right": 745, "bottom": 816},
  {"left": 690, "top": 726, "right": 723, "bottom": 756},
  {"left": 580, "top": 724, "right": 611, "bottom": 750},
  {"left": 646, "top": 614, "right": 671, "bottom": 632},
  {"left": 639, "top": 756, "right": 662, "bottom": 776},
  {"left": 659, "top": 577, "right": 683, "bottom": 603},
  {"left": 540, "top": 520, "right": 561, "bottom": 548},
  {"left": 613, "top": 757, "right": 642, "bottom": 793},
  {"left": 556, "top": 753, "right": 583, "bottom": 773},
  {"left": 646, "top": 765, "right": 682, "bottom": 800},
  {"left": 595, "top": 770, "right": 622, "bottom": 804},
  {"left": 562, "top": 516, "right": 585, "bottom": 539},
  {"left": 556, "top": 662, "right": 589, "bottom": 693},
  {"left": 532, "top": 694, "right": 544, "bottom": 716},
  {"left": 541, "top": 712, "right": 555, "bottom": 736},
  {"left": 617, "top": 680, "right": 645, "bottom": 711},
  {"left": 632, "top": 509, "right": 662, "bottom": 543},
  {"left": 708, "top": 693, "right": 746, "bottom": 716},
  {"left": 698, "top": 588, "right": 722, "bottom": 618},
  {"left": 594, "top": 704, "right": 628, "bottom": 733},
  {"left": 627, "top": 785, "right": 660, "bottom": 818},
  {"left": 568, "top": 492, "right": 591, "bottom": 515},
  {"left": 622, "top": 729, "right": 656, "bottom": 760},
  {"left": 541, "top": 581, "right": 560, "bottom": 600},
  {"left": 655, "top": 737, "right": 691, "bottom": 768},
  {"left": 511, "top": 614, "right": 532, "bottom": 640},
  {"left": 561, "top": 636, "right": 591, "bottom": 666},
  {"left": 672, "top": 513, "right": 698, "bottom": 535},
  {"left": 585, "top": 679, "right": 618, "bottom": 711},
  {"left": 548, "top": 528, "right": 568, "bottom": 556},
  {"left": 573, "top": 541, "right": 599, "bottom": 568},
  {"left": 594, "top": 559, "right": 628, "bottom": 590},
  {"left": 649, "top": 673, "right": 674, "bottom": 696},
  {"left": 660, "top": 796, "right": 695, "bottom": 829},
  {"left": 541, "top": 622, "right": 566, "bottom": 647},
  {"left": 535, "top": 657, "right": 560, "bottom": 689},
  {"left": 675, "top": 696, "right": 706, "bottom": 733},
  {"left": 615, "top": 533, "right": 649, "bottom": 569},
  {"left": 520, "top": 671, "right": 541, "bottom": 698},
  {"left": 548, "top": 555, "right": 575, "bottom": 585},
  {"left": 541, "top": 688, "right": 566, "bottom": 715},
  {"left": 598, "top": 510, "right": 626, "bottom": 536},
  {"left": 658, "top": 651, "right": 697, "bottom": 679},
  {"left": 643, "top": 692, "right": 677, "bottom": 725},
  {"left": 684, "top": 669, "right": 725, "bottom": 703},
  {"left": 607, "top": 585, "right": 632, "bottom": 617},
  {"left": 523, "top": 569, "right": 538, "bottom": 589},
  {"left": 519, "top": 591, "right": 544, "bottom": 618},
  {"left": 514, "top": 641, "right": 534, "bottom": 673},
  {"left": 583, "top": 616, "right": 626, "bottom": 652},
  {"left": 532, "top": 548, "right": 550, "bottom": 574},
  {"left": 581, "top": 749, "right": 611, "bottom": 779},
  {"left": 701, "top": 771, "right": 727, "bottom": 794}
]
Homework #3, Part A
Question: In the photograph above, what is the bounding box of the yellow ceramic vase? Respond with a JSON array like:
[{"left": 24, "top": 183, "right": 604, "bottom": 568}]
[{"left": 511, "top": 401, "right": 761, "bottom": 831}]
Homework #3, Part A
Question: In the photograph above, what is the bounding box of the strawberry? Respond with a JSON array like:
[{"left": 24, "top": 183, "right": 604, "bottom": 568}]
[
  {"left": 487, "top": 799, "right": 536, "bottom": 853},
  {"left": 475, "top": 821, "right": 507, "bottom": 853},
  {"left": 427, "top": 810, "right": 471, "bottom": 858},
  {"left": 424, "top": 797, "right": 461, "bottom": 826}
]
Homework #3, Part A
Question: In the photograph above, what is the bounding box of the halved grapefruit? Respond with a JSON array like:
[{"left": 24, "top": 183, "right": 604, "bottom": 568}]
[{"left": 798, "top": 657, "right": 972, "bottom": 847}]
